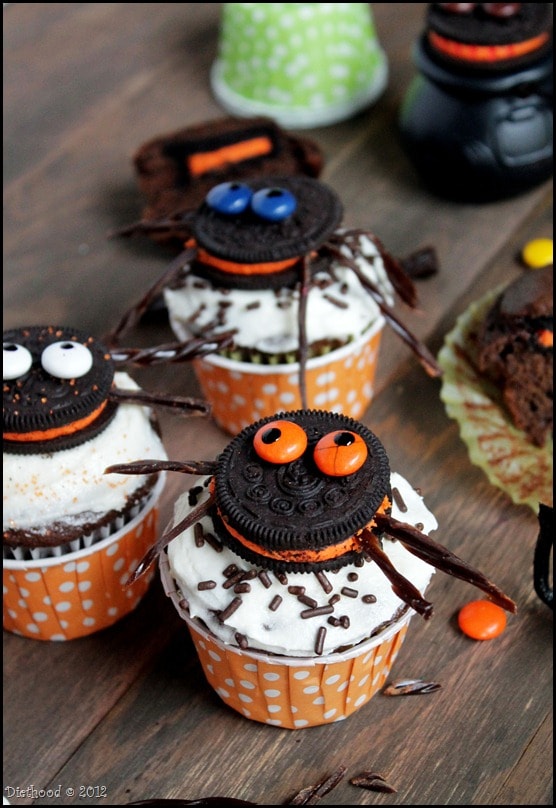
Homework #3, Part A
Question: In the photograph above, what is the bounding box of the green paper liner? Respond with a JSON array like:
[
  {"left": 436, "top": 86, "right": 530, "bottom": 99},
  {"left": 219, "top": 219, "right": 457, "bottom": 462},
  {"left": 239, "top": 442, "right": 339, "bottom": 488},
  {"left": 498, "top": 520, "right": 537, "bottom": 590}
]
[{"left": 438, "top": 288, "right": 553, "bottom": 511}]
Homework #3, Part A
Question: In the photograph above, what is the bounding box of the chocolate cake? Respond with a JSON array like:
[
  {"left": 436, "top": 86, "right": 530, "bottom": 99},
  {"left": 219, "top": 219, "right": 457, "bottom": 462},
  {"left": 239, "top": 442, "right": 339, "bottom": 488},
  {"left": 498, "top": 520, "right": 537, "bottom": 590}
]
[
  {"left": 476, "top": 266, "right": 553, "bottom": 447},
  {"left": 129, "top": 116, "right": 324, "bottom": 246}
]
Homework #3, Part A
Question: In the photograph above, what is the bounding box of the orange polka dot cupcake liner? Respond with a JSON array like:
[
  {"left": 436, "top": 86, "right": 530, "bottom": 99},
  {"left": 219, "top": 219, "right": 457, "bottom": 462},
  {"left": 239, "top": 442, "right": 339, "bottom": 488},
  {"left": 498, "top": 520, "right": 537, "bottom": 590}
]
[
  {"left": 3, "top": 477, "right": 165, "bottom": 641},
  {"left": 160, "top": 551, "right": 411, "bottom": 729},
  {"left": 193, "top": 320, "right": 384, "bottom": 436}
]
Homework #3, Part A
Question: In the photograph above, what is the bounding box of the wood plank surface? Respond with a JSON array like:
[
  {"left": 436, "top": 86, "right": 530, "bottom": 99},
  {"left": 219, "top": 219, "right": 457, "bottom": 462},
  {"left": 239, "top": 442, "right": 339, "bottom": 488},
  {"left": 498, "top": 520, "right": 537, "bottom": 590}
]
[{"left": 3, "top": 4, "right": 553, "bottom": 806}]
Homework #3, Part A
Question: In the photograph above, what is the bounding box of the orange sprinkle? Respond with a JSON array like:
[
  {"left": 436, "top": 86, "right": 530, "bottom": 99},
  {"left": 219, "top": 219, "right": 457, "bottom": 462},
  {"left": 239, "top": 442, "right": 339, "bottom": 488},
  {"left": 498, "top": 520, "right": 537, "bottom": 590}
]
[{"left": 458, "top": 599, "right": 507, "bottom": 640}]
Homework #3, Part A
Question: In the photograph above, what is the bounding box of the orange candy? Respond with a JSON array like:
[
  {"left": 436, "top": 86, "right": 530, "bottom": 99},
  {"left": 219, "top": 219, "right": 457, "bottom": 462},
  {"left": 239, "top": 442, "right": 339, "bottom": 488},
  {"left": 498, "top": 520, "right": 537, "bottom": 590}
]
[
  {"left": 314, "top": 430, "right": 368, "bottom": 476},
  {"left": 458, "top": 599, "right": 507, "bottom": 640},
  {"left": 253, "top": 420, "right": 308, "bottom": 464}
]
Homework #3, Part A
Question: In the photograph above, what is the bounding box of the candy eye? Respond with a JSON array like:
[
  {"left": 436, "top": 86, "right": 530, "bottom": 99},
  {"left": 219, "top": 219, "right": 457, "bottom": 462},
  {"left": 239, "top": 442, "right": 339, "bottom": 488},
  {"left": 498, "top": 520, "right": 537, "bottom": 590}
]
[
  {"left": 251, "top": 187, "right": 297, "bottom": 222},
  {"left": 253, "top": 420, "right": 308, "bottom": 464},
  {"left": 314, "top": 430, "right": 368, "bottom": 477},
  {"left": 438, "top": 3, "right": 476, "bottom": 14},
  {"left": 206, "top": 182, "right": 252, "bottom": 215},
  {"left": 41, "top": 341, "right": 93, "bottom": 379},
  {"left": 3, "top": 342, "right": 33, "bottom": 380}
]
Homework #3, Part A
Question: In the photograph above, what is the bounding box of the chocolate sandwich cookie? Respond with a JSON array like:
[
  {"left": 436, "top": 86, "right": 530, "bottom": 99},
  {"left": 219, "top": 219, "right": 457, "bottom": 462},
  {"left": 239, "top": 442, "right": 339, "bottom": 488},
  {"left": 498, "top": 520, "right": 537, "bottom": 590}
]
[
  {"left": 109, "top": 409, "right": 516, "bottom": 619},
  {"left": 3, "top": 326, "right": 119, "bottom": 454},
  {"left": 131, "top": 115, "right": 324, "bottom": 245},
  {"left": 212, "top": 410, "right": 391, "bottom": 573},
  {"left": 425, "top": 3, "right": 553, "bottom": 72},
  {"left": 190, "top": 176, "right": 343, "bottom": 289},
  {"left": 3, "top": 325, "right": 230, "bottom": 455}
]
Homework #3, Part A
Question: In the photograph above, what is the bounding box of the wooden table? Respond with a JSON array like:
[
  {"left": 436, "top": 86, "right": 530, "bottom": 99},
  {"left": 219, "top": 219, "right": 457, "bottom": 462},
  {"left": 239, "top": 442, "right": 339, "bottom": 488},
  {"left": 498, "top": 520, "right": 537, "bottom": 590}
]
[{"left": 3, "top": 4, "right": 553, "bottom": 805}]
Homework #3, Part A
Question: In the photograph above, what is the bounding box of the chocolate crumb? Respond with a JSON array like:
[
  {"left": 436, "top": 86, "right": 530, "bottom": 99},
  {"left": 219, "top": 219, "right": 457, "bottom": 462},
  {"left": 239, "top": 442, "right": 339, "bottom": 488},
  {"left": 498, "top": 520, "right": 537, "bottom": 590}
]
[
  {"left": 178, "top": 597, "right": 189, "bottom": 611},
  {"left": 235, "top": 632, "right": 248, "bottom": 649},
  {"left": 341, "top": 587, "right": 358, "bottom": 598},
  {"left": 415, "top": 522, "right": 424, "bottom": 531},
  {"left": 188, "top": 485, "right": 203, "bottom": 506},
  {"left": 400, "top": 245, "right": 439, "bottom": 279},
  {"left": 315, "top": 571, "right": 333, "bottom": 594},
  {"left": 349, "top": 771, "right": 397, "bottom": 794},
  {"left": 383, "top": 679, "right": 441, "bottom": 696},
  {"left": 269, "top": 595, "right": 283, "bottom": 611},
  {"left": 315, "top": 626, "right": 327, "bottom": 655},
  {"left": 392, "top": 486, "right": 408, "bottom": 513}
]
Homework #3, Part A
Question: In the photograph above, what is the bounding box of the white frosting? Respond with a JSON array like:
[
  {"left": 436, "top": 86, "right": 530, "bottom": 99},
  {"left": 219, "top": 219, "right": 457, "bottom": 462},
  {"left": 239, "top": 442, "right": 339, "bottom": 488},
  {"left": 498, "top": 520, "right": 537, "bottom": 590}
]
[
  {"left": 164, "top": 231, "right": 394, "bottom": 353},
  {"left": 3, "top": 372, "right": 167, "bottom": 534},
  {"left": 167, "top": 471, "right": 438, "bottom": 657}
]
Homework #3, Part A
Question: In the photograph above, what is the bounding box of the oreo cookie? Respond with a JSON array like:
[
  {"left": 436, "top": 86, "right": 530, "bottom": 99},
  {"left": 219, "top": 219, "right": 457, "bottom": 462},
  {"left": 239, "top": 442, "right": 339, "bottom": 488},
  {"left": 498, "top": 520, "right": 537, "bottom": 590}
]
[
  {"left": 212, "top": 409, "right": 391, "bottom": 573},
  {"left": 190, "top": 176, "right": 343, "bottom": 290},
  {"left": 425, "top": 3, "right": 553, "bottom": 72},
  {"left": 3, "top": 326, "right": 118, "bottom": 454}
]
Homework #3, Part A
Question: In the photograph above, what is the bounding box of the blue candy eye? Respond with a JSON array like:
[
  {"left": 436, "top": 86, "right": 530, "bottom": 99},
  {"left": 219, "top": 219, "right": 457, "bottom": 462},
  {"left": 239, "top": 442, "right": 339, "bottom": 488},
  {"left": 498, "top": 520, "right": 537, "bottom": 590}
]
[
  {"left": 206, "top": 182, "right": 252, "bottom": 215},
  {"left": 251, "top": 187, "right": 297, "bottom": 222}
]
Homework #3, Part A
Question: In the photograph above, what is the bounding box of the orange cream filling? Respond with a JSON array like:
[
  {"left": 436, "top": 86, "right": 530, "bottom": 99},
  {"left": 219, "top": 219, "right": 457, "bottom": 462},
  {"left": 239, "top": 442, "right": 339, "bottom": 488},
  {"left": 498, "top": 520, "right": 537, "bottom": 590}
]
[
  {"left": 187, "top": 136, "right": 274, "bottom": 177},
  {"left": 428, "top": 30, "right": 549, "bottom": 62},
  {"left": 196, "top": 247, "right": 299, "bottom": 277},
  {"left": 4, "top": 399, "right": 108, "bottom": 443},
  {"left": 216, "top": 494, "right": 392, "bottom": 563}
]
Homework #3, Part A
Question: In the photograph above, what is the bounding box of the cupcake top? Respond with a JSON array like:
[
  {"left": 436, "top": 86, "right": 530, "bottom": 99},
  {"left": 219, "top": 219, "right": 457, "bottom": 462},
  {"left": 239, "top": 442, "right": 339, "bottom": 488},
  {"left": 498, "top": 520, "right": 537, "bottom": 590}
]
[
  {"left": 3, "top": 325, "right": 224, "bottom": 547},
  {"left": 109, "top": 409, "right": 516, "bottom": 652},
  {"left": 424, "top": 3, "right": 553, "bottom": 73}
]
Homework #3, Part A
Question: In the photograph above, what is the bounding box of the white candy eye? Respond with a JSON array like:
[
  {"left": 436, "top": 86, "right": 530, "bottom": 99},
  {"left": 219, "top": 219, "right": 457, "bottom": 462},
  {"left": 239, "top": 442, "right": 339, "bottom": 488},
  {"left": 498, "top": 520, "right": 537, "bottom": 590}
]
[
  {"left": 3, "top": 342, "right": 33, "bottom": 380},
  {"left": 41, "top": 341, "right": 93, "bottom": 379}
]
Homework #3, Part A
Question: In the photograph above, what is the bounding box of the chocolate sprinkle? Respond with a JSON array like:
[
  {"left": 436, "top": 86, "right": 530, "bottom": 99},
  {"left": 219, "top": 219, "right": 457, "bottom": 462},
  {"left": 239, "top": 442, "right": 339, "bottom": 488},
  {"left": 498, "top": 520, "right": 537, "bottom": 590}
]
[
  {"left": 258, "top": 571, "right": 272, "bottom": 589},
  {"left": 194, "top": 523, "right": 205, "bottom": 547},
  {"left": 349, "top": 771, "right": 397, "bottom": 794},
  {"left": 198, "top": 580, "right": 216, "bottom": 591},
  {"left": 300, "top": 605, "right": 334, "bottom": 619},
  {"left": 392, "top": 486, "right": 408, "bottom": 513},
  {"left": 315, "top": 571, "right": 333, "bottom": 594},
  {"left": 298, "top": 594, "right": 318, "bottom": 608},
  {"left": 269, "top": 595, "right": 283, "bottom": 611},
  {"left": 340, "top": 587, "right": 358, "bottom": 598},
  {"left": 362, "top": 594, "right": 377, "bottom": 604},
  {"left": 217, "top": 597, "right": 242, "bottom": 623},
  {"left": 382, "top": 679, "right": 442, "bottom": 696},
  {"left": 314, "top": 626, "right": 327, "bottom": 655}
]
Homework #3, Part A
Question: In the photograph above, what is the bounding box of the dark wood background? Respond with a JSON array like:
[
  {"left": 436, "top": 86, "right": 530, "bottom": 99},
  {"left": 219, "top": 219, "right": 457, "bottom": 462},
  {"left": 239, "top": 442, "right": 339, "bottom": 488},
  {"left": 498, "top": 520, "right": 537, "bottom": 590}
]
[{"left": 3, "top": 4, "right": 553, "bottom": 806}]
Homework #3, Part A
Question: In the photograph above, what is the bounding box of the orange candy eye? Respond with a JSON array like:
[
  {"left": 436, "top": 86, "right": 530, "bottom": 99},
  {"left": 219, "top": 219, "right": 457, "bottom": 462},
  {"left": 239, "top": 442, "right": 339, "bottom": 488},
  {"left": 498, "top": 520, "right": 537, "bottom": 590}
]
[
  {"left": 457, "top": 599, "right": 507, "bottom": 640},
  {"left": 253, "top": 420, "right": 308, "bottom": 464},
  {"left": 313, "top": 430, "right": 368, "bottom": 477}
]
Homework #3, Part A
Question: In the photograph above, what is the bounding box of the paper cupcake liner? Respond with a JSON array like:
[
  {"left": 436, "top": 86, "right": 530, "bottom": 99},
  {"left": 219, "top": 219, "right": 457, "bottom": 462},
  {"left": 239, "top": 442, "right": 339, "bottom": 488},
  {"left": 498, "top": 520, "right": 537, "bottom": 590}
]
[
  {"left": 438, "top": 289, "right": 553, "bottom": 511},
  {"left": 160, "top": 551, "right": 411, "bottom": 729},
  {"left": 211, "top": 3, "right": 388, "bottom": 129},
  {"left": 193, "top": 319, "right": 384, "bottom": 436},
  {"left": 2, "top": 475, "right": 166, "bottom": 641}
]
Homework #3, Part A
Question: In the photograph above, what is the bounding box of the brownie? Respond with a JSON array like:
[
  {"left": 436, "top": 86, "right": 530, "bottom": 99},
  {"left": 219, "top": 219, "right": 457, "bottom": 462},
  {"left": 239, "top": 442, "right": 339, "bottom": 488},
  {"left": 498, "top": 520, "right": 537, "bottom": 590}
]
[{"left": 476, "top": 266, "right": 553, "bottom": 446}]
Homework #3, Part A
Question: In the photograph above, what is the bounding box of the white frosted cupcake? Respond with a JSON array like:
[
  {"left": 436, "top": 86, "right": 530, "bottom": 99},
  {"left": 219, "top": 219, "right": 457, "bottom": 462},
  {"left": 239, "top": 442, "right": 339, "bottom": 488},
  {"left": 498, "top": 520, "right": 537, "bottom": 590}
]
[
  {"left": 3, "top": 325, "right": 215, "bottom": 640},
  {"left": 109, "top": 409, "right": 517, "bottom": 728}
]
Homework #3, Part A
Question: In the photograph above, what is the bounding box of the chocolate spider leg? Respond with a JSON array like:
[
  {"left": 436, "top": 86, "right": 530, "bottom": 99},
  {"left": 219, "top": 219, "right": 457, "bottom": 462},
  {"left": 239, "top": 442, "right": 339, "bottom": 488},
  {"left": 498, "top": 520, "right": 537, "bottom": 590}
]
[
  {"left": 325, "top": 243, "right": 442, "bottom": 378},
  {"left": 105, "top": 459, "right": 218, "bottom": 476},
  {"left": 110, "top": 333, "right": 236, "bottom": 367},
  {"left": 297, "top": 254, "right": 312, "bottom": 409},
  {"left": 108, "top": 210, "right": 194, "bottom": 239},
  {"left": 128, "top": 490, "right": 216, "bottom": 585},
  {"left": 358, "top": 527, "right": 435, "bottom": 619},
  {"left": 108, "top": 388, "right": 211, "bottom": 416},
  {"left": 374, "top": 513, "right": 517, "bottom": 614},
  {"left": 104, "top": 245, "right": 197, "bottom": 346},
  {"left": 335, "top": 229, "right": 419, "bottom": 308}
]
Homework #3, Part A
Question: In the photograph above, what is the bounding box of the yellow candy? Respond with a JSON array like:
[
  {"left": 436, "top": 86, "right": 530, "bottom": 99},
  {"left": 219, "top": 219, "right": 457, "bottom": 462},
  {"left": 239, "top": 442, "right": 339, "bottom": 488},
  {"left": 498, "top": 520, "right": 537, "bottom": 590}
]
[{"left": 522, "top": 238, "right": 553, "bottom": 269}]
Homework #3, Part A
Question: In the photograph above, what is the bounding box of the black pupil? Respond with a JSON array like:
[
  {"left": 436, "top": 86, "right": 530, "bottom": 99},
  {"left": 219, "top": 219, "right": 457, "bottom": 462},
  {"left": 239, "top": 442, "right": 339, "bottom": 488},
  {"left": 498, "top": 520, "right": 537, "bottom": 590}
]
[
  {"left": 61, "top": 343, "right": 75, "bottom": 350},
  {"left": 262, "top": 427, "right": 282, "bottom": 444},
  {"left": 5, "top": 344, "right": 18, "bottom": 352},
  {"left": 335, "top": 431, "right": 356, "bottom": 447}
]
